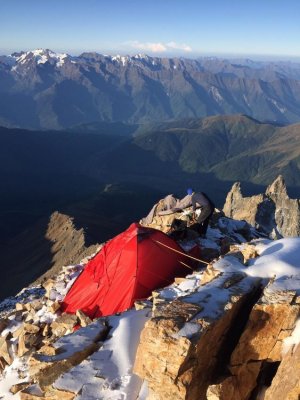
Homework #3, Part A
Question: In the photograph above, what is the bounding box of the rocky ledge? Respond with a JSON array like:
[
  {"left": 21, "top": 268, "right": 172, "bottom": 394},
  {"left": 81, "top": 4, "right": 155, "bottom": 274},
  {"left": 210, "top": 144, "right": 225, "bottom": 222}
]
[{"left": 0, "top": 213, "right": 299, "bottom": 399}]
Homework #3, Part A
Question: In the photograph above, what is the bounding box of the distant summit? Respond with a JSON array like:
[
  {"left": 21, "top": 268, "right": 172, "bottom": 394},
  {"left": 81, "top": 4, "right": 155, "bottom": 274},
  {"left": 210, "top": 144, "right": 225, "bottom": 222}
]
[{"left": 1, "top": 49, "right": 300, "bottom": 129}]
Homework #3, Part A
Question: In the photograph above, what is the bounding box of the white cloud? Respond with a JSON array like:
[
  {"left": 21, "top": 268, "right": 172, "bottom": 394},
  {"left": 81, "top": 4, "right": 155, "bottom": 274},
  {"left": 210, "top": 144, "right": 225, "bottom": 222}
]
[
  {"left": 129, "top": 41, "right": 167, "bottom": 53},
  {"left": 128, "top": 40, "right": 192, "bottom": 53},
  {"left": 166, "top": 41, "right": 192, "bottom": 52}
]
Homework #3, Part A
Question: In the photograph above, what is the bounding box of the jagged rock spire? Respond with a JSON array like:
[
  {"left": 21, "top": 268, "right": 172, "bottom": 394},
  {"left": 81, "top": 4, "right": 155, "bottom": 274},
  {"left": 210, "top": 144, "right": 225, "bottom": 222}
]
[
  {"left": 223, "top": 176, "right": 300, "bottom": 238},
  {"left": 266, "top": 175, "right": 288, "bottom": 198},
  {"left": 223, "top": 182, "right": 242, "bottom": 218}
]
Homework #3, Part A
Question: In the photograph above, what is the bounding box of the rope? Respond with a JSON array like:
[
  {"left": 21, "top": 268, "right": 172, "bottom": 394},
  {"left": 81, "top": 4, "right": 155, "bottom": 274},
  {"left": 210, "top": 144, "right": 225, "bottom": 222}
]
[
  {"left": 179, "top": 261, "right": 194, "bottom": 271},
  {"left": 155, "top": 240, "right": 209, "bottom": 265}
]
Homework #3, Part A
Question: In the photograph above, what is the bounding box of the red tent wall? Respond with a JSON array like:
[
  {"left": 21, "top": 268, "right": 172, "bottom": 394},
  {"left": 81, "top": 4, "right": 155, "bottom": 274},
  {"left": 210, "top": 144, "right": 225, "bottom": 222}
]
[{"left": 61, "top": 223, "right": 198, "bottom": 318}]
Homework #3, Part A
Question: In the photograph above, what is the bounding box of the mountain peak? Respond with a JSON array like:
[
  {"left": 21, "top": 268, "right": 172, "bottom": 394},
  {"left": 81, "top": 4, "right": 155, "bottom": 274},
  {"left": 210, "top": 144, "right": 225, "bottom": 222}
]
[{"left": 10, "top": 48, "right": 70, "bottom": 67}]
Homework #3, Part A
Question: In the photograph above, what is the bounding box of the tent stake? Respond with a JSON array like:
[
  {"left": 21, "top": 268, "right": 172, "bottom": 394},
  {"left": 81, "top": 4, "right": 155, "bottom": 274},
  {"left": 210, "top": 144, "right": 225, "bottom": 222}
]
[{"left": 155, "top": 240, "right": 209, "bottom": 265}]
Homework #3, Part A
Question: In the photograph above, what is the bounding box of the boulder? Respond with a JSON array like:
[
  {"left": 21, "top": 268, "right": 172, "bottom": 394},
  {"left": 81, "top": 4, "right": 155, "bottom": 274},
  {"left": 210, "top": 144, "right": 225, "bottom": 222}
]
[
  {"left": 42, "top": 279, "right": 56, "bottom": 296},
  {"left": 0, "top": 336, "right": 13, "bottom": 365},
  {"left": 75, "top": 310, "right": 92, "bottom": 327},
  {"left": 24, "top": 324, "right": 40, "bottom": 334},
  {"left": 200, "top": 264, "right": 222, "bottom": 285},
  {"left": 10, "top": 382, "right": 31, "bottom": 394},
  {"left": 15, "top": 303, "right": 28, "bottom": 312},
  {"left": 50, "top": 314, "right": 78, "bottom": 337},
  {"left": 18, "top": 331, "right": 42, "bottom": 357},
  {"left": 20, "top": 386, "right": 75, "bottom": 399},
  {"left": 47, "top": 301, "right": 61, "bottom": 314}
]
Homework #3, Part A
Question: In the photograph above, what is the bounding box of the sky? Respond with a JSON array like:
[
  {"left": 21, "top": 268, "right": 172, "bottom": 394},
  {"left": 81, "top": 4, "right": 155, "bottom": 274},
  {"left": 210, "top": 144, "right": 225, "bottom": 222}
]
[{"left": 1, "top": 0, "right": 300, "bottom": 59}]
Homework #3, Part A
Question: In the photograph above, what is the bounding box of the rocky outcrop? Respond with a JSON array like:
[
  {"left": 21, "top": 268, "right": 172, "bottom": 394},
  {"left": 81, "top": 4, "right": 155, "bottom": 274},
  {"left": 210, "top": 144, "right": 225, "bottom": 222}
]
[
  {"left": 207, "top": 277, "right": 300, "bottom": 400},
  {"left": 134, "top": 239, "right": 300, "bottom": 400},
  {"left": 134, "top": 256, "right": 262, "bottom": 400},
  {"left": 34, "top": 212, "right": 100, "bottom": 284},
  {"left": 1, "top": 210, "right": 300, "bottom": 400},
  {"left": 266, "top": 176, "right": 300, "bottom": 237},
  {"left": 223, "top": 175, "right": 300, "bottom": 238},
  {"left": 0, "top": 211, "right": 100, "bottom": 301}
]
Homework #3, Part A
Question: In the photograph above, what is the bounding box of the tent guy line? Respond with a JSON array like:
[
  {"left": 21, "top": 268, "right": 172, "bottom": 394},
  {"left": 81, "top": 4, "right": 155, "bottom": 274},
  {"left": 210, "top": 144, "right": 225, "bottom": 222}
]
[
  {"left": 179, "top": 261, "right": 194, "bottom": 271},
  {"left": 155, "top": 240, "right": 209, "bottom": 265}
]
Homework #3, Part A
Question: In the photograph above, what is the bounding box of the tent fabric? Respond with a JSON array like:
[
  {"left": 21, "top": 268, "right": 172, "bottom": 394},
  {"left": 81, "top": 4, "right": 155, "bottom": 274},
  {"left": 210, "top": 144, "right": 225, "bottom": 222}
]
[{"left": 61, "top": 223, "right": 199, "bottom": 319}]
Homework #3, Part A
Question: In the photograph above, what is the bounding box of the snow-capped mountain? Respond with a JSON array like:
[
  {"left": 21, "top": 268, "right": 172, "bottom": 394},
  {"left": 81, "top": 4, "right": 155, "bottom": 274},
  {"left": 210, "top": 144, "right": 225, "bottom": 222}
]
[
  {"left": 1, "top": 49, "right": 300, "bottom": 129},
  {"left": 14, "top": 49, "right": 69, "bottom": 67},
  {"left": 0, "top": 49, "right": 70, "bottom": 69}
]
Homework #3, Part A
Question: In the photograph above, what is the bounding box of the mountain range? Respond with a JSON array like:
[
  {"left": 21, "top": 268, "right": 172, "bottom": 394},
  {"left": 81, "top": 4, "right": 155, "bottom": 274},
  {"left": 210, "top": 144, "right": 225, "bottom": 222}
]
[
  {"left": 2, "top": 114, "right": 300, "bottom": 244},
  {"left": 1, "top": 49, "right": 300, "bottom": 129}
]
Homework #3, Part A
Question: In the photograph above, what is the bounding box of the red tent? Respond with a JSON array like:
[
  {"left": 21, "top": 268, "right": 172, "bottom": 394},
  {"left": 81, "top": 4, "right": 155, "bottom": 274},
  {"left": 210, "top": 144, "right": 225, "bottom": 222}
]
[{"left": 61, "top": 223, "right": 199, "bottom": 318}]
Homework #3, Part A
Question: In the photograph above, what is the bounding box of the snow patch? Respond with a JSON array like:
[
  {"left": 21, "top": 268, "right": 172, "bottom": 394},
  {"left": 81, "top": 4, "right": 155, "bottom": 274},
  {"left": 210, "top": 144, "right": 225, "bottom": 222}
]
[
  {"left": 243, "top": 94, "right": 250, "bottom": 107},
  {"left": 111, "top": 55, "right": 129, "bottom": 66},
  {"left": 282, "top": 318, "right": 300, "bottom": 354},
  {"left": 53, "top": 309, "right": 150, "bottom": 399},
  {"left": 268, "top": 98, "right": 287, "bottom": 113},
  {"left": 0, "top": 358, "right": 29, "bottom": 399},
  {"left": 246, "top": 238, "right": 300, "bottom": 279},
  {"left": 209, "top": 86, "right": 224, "bottom": 103}
]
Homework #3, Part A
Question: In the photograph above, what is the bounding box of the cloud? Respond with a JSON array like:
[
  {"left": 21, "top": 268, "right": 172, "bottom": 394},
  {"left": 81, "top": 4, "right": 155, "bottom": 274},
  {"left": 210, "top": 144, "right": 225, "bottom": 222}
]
[
  {"left": 129, "top": 41, "right": 167, "bottom": 53},
  {"left": 166, "top": 41, "right": 192, "bottom": 52},
  {"left": 128, "top": 40, "right": 192, "bottom": 53}
]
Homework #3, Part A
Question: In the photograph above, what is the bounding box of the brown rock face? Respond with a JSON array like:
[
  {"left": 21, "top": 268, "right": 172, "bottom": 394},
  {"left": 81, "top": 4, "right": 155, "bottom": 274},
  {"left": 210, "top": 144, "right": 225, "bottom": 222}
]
[
  {"left": 223, "top": 175, "right": 300, "bottom": 237},
  {"left": 0, "top": 211, "right": 99, "bottom": 301},
  {"left": 210, "top": 280, "right": 300, "bottom": 400},
  {"left": 35, "top": 211, "right": 99, "bottom": 284},
  {"left": 266, "top": 175, "right": 300, "bottom": 237},
  {"left": 263, "top": 343, "right": 300, "bottom": 400},
  {"left": 223, "top": 182, "right": 265, "bottom": 228},
  {"left": 134, "top": 271, "right": 260, "bottom": 400}
]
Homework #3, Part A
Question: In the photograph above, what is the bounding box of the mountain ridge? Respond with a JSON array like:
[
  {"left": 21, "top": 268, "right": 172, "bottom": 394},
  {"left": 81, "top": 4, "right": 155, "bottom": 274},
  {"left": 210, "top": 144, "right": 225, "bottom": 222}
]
[{"left": 2, "top": 49, "right": 300, "bottom": 129}]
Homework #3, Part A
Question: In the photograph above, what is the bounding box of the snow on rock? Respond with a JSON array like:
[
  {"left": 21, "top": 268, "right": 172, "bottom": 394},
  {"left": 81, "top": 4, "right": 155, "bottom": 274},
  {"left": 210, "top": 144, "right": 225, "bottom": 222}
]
[
  {"left": 9, "top": 49, "right": 72, "bottom": 69},
  {"left": 111, "top": 55, "right": 130, "bottom": 66},
  {"left": 0, "top": 358, "right": 29, "bottom": 400},
  {"left": 36, "top": 320, "right": 107, "bottom": 363},
  {"left": 0, "top": 287, "right": 45, "bottom": 316},
  {"left": 53, "top": 308, "right": 150, "bottom": 399},
  {"left": 282, "top": 318, "right": 300, "bottom": 354},
  {"left": 0, "top": 55, "right": 16, "bottom": 67},
  {"left": 1, "top": 214, "right": 300, "bottom": 399},
  {"left": 269, "top": 97, "right": 287, "bottom": 114},
  {"left": 209, "top": 86, "right": 224, "bottom": 103},
  {"left": 247, "top": 238, "right": 300, "bottom": 279}
]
